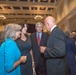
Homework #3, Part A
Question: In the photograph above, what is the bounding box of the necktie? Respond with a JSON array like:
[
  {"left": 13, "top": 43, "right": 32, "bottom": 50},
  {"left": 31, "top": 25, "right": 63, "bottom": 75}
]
[{"left": 37, "top": 33, "right": 40, "bottom": 46}]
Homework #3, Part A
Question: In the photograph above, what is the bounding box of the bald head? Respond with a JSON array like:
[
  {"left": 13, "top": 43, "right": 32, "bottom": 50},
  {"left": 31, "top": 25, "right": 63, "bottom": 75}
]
[
  {"left": 45, "top": 16, "right": 56, "bottom": 24},
  {"left": 44, "top": 16, "right": 56, "bottom": 31}
]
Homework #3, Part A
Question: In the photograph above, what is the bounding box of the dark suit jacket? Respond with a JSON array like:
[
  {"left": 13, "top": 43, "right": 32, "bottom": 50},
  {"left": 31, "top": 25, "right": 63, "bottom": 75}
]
[
  {"left": 44, "top": 26, "right": 69, "bottom": 75},
  {"left": 31, "top": 32, "right": 48, "bottom": 66},
  {"left": 66, "top": 38, "right": 76, "bottom": 64}
]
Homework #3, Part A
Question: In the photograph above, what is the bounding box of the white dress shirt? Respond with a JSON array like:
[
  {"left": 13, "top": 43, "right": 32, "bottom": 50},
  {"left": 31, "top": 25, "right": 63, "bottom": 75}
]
[{"left": 50, "top": 25, "right": 57, "bottom": 32}]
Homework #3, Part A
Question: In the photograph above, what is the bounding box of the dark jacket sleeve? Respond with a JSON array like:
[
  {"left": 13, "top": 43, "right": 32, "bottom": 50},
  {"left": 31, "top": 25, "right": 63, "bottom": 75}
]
[{"left": 44, "top": 32, "right": 66, "bottom": 58}]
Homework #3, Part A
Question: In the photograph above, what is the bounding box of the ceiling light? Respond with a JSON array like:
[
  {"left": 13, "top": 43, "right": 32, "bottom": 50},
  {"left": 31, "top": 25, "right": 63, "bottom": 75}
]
[
  {"left": 0, "top": 15, "right": 6, "bottom": 19},
  {"left": 33, "top": 0, "right": 35, "bottom": 2},
  {"left": 34, "top": 15, "right": 43, "bottom": 20}
]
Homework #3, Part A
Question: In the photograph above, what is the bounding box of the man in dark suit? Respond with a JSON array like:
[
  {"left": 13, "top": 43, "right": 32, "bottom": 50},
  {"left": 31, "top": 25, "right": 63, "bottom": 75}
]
[
  {"left": 64, "top": 31, "right": 76, "bottom": 75},
  {"left": 31, "top": 22, "right": 48, "bottom": 75},
  {"left": 40, "top": 16, "right": 69, "bottom": 75}
]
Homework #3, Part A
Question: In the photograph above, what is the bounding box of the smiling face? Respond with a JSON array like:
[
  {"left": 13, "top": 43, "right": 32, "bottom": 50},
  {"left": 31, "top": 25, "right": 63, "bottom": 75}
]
[
  {"left": 15, "top": 30, "right": 21, "bottom": 39},
  {"left": 22, "top": 24, "right": 27, "bottom": 34},
  {"left": 35, "top": 22, "right": 43, "bottom": 33}
]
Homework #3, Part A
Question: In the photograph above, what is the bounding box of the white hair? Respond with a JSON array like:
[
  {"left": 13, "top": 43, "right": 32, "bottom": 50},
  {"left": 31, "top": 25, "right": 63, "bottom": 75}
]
[
  {"left": 4, "top": 23, "right": 21, "bottom": 40},
  {"left": 35, "top": 22, "right": 43, "bottom": 27}
]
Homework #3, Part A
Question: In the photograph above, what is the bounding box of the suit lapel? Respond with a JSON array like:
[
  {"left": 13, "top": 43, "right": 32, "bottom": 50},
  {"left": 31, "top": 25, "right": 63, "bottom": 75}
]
[
  {"left": 40, "top": 32, "right": 43, "bottom": 44},
  {"left": 48, "top": 26, "right": 58, "bottom": 40},
  {"left": 50, "top": 26, "right": 58, "bottom": 36},
  {"left": 34, "top": 32, "right": 39, "bottom": 46}
]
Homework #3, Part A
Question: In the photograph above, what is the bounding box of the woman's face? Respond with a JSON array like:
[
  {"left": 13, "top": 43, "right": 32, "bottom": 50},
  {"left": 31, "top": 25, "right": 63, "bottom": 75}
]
[
  {"left": 15, "top": 30, "right": 21, "bottom": 39},
  {"left": 22, "top": 24, "right": 27, "bottom": 34}
]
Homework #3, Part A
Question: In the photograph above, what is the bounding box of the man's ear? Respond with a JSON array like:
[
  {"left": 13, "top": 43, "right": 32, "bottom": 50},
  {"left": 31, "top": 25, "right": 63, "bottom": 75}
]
[
  {"left": 48, "top": 23, "right": 50, "bottom": 28},
  {"left": 47, "top": 23, "right": 49, "bottom": 26}
]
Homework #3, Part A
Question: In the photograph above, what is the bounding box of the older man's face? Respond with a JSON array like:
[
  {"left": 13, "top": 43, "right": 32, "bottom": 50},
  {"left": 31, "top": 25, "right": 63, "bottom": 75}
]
[
  {"left": 44, "top": 21, "right": 50, "bottom": 31},
  {"left": 35, "top": 25, "right": 43, "bottom": 33}
]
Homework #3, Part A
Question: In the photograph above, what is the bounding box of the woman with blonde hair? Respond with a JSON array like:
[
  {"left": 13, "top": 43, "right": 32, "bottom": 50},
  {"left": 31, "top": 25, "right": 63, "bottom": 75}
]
[{"left": 0, "top": 23, "right": 27, "bottom": 75}]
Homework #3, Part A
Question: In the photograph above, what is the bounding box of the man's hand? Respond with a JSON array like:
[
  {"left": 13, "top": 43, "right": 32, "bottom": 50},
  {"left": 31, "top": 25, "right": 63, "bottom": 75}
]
[{"left": 40, "top": 46, "right": 46, "bottom": 53}]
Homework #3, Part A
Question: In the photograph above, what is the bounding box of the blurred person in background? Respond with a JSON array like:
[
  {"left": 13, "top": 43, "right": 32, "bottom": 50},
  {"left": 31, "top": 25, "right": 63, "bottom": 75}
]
[
  {"left": 0, "top": 32, "right": 4, "bottom": 45},
  {"left": 71, "top": 30, "right": 76, "bottom": 39},
  {"left": 64, "top": 30, "right": 76, "bottom": 75}
]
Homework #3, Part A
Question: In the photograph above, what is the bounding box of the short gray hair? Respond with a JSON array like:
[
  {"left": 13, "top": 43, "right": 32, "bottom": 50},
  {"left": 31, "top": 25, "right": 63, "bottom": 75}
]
[
  {"left": 35, "top": 22, "right": 43, "bottom": 27},
  {"left": 4, "top": 23, "right": 21, "bottom": 40}
]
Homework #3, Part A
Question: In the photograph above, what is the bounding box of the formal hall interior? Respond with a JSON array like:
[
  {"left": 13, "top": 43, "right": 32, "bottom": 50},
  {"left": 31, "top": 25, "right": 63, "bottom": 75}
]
[
  {"left": 0, "top": 0, "right": 76, "bottom": 33},
  {"left": 0, "top": 0, "right": 76, "bottom": 75}
]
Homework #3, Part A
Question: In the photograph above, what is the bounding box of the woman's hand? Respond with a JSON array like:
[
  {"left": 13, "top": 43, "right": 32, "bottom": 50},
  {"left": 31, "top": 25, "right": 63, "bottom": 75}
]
[
  {"left": 20, "top": 56, "right": 27, "bottom": 63},
  {"left": 32, "top": 62, "right": 35, "bottom": 68}
]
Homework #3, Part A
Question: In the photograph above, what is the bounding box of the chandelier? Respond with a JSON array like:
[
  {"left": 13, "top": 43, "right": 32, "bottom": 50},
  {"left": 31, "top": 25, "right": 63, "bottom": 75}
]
[
  {"left": 0, "top": 15, "right": 6, "bottom": 19},
  {"left": 34, "top": 15, "right": 43, "bottom": 20}
]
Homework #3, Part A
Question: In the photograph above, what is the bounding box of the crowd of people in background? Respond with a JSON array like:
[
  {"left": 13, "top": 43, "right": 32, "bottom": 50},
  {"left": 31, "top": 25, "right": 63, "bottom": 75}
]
[{"left": 0, "top": 16, "right": 76, "bottom": 75}]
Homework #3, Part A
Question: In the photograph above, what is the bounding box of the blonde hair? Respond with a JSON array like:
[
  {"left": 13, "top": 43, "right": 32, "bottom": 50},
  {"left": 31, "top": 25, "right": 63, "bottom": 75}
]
[
  {"left": 4, "top": 23, "right": 21, "bottom": 40},
  {"left": 35, "top": 22, "right": 43, "bottom": 27}
]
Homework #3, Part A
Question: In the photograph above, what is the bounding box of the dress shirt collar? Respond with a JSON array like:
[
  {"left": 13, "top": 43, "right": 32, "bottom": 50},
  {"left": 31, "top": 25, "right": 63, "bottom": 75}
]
[
  {"left": 50, "top": 25, "right": 57, "bottom": 32},
  {"left": 36, "top": 32, "right": 42, "bottom": 39}
]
